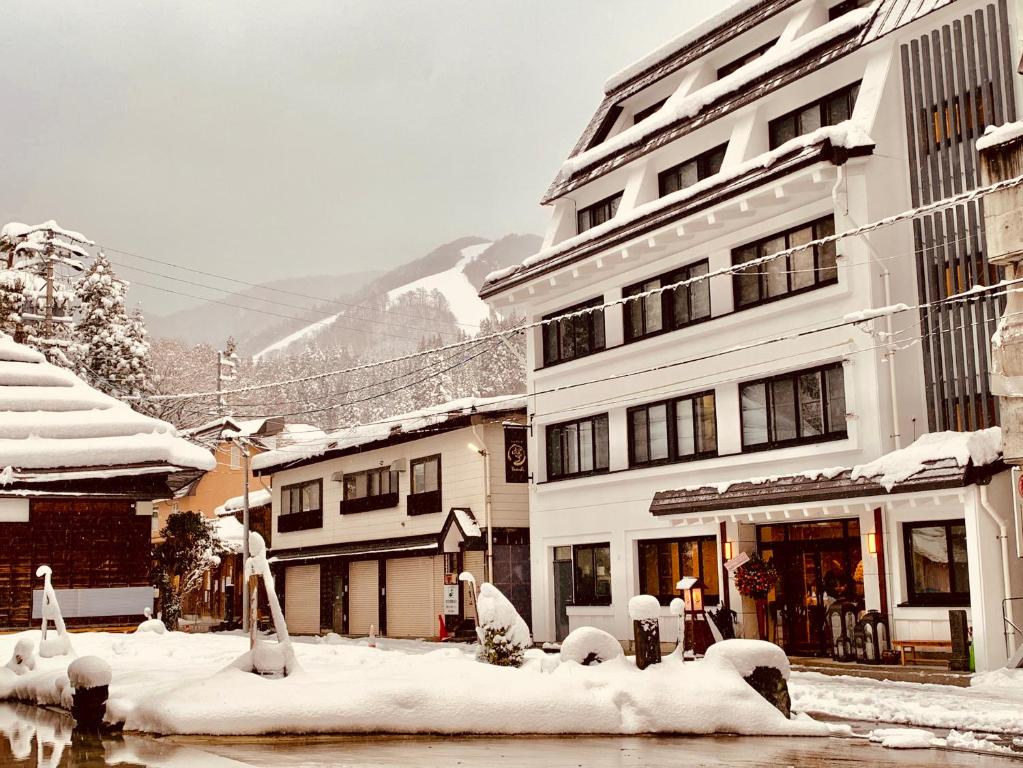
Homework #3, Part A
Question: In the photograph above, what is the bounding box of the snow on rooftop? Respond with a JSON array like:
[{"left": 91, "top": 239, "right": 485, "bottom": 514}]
[
  {"left": 214, "top": 515, "right": 246, "bottom": 553},
  {"left": 385, "top": 241, "right": 493, "bottom": 328},
  {"left": 253, "top": 393, "right": 526, "bottom": 472},
  {"left": 976, "top": 120, "right": 1023, "bottom": 152},
  {"left": 485, "top": 120, "right": 873, "bottom": 288},
  {"left": 0, "top": 334, "right": 214, "bottom": 474},
  {"left": 452, "top": 508, "right": 481, "bottom": 538},
  {"left": 568, "top": 7, "right": 873, "bottom": 178},
  {"left": 215, "top": 488, "right": 272, "bottom": 516}
]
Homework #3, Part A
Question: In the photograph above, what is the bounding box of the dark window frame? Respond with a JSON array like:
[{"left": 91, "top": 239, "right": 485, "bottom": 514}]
[
  {"left": 732, "top": 215, "right": 838, "bottom": 310},
  {"left": 637, "top": 536, "right": 720, "bottom": 606},
  {"left": 340, "top": 467, "right": 399, "bottom": 514},
  {"left": 739, "top": 363, "right": 847, "bottom": 452},
  {"left": 577, "top": 192, "right": 623, "bottom": 234},
  {"left": 627, "top": 392, "right": 718, "bottom": 468},
  {"left": 407, "top": 454, "right": 442, "bottom": 516},
  {"left": 658, "top": 144, "right": 728, "bottom": 197},
  {"left": 278, "top": 478, "right": 323, "bottom": 532},
  {"left": 573, "top": 542, "right": 612, "bottom": 606},
  {"left": 716, "top": 39, "right": 777, "bottom": 80},
  {"left": 768, "top": 82, "right": 861, "bottom": 149},
  {"left": 546, "top": 414, "right": 610, "bottom": 481},
  {"left": 623, "top": 260, "right": 712, "bottom": 342},
  {"left": 634, "top": 98, "right": 668, "bottom": 124},
  {"left": 902, "top": 520, "right": 971, "bottom": 607},
  {"left": 542, "top": 297, "right": 606, "bottom": 367}
]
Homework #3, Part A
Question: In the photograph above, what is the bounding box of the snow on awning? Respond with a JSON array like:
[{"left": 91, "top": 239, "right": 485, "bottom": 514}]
[
  {"left": 650, "top": 429, "right": 1005, "bottom": 519},
  {"left": 215, "top": 488, "right": 272, "bottom": 516},
  {"left": 269, "top": 536, "right": 440, "bottom": 564}
]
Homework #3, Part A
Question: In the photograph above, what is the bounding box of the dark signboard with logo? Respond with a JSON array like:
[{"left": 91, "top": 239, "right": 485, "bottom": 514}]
[{"left": 504, "top": 425, "right": 528, "bottom": 483}]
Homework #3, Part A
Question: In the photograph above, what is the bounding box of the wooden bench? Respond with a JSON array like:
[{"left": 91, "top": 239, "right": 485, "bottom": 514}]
[{"left": 893, "top": 639, "right": 952, "bottom": 665}]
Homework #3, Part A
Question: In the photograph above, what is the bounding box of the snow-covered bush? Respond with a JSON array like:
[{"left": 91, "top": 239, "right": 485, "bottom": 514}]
[
  {"left": 559, "top": 627, "right": 623, "bottom": 666},
  {"left": 704, "top": 639, "right": 790, "bottom": 679},
  {"left": 475, "top": 583, "right": 531, "bottom": 667},
  {"left": 5, "top": 638, "right": 36, "bottom": 675}
]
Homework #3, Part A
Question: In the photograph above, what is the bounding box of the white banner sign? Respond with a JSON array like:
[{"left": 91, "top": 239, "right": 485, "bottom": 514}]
[{"left": 724, "top": 551, "right": 750, "bottom": 573}]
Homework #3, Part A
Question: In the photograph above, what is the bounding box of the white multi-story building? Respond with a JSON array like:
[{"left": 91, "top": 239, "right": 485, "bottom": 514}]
[{"left": 481, "top": 0, "right": 1021, "bottom": 671}]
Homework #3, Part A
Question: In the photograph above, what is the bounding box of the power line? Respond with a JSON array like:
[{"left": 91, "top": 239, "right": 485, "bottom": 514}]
[{"left": 131, "top": 171, "right": 1023, "bottom": 403}]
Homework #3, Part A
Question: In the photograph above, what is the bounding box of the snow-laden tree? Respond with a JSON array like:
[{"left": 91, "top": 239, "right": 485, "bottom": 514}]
[
  {"left": 74, "top": 252, "right": 153, "bottom": 397},
  {"left": 152, "top": 511, "right": 223, "bottom": 631}
]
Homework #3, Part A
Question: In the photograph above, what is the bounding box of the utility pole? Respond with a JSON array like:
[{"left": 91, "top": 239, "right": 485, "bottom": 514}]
[
  {"left": 240, "top": 438, "right": 252, "bottom": 633},
  {"left": 216, "top": 338, "right": 239, "bottom": 411}
]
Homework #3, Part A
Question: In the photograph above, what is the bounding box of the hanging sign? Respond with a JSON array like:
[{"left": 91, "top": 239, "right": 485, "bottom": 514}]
[
  {"left": 504, "top": 425, "right": 528, "bottom": 483},
  {"left": 1012, "top": 467, "right": 1023, "bottom": 558},
  {"left": 443, "top": 584, "right": 460, "bottom": 615},
  {"left": 724, "top": 551, "right": 750, "bottom": 573}
]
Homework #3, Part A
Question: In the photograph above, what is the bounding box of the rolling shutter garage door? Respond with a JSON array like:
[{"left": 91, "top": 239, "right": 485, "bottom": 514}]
[
  {"left": 348, "top": 559, "right": 379, "bottom": 636},
  {"left": 386, "top": 556, "right": 436, "bottom": 638},
  {"left": 462, "top": 550, "right": 485, "bottom": 616},
  {"left": 284, "top": 564, "right": 320, "bottom": 635}
]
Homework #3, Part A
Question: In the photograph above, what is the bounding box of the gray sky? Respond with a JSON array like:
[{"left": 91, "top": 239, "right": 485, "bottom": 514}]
[{"left": 0, "top": 1, "right": 708, "bottom": 314}]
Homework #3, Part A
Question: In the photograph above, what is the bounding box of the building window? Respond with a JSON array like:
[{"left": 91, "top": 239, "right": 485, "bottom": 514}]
[
  {"left": 733, "top": 216, "right": 837, "bottom": 309},
  {"left": 546, "top": 414, "right": 610, "bottom": 481},
  {"left": 827, "top": 0, "right": 870, "bottom": 21},
  {"left": 279, "top": 479, "right": 323, "bottom": 532},
  {"left": 903, "top": 521, "right": 970, "bottom": 606},
  {"left": 577, "top": 192, "right": 623, "bottom": 234},
  {"left": 542, "top": 297, "right": 606, "bottom": 366},
  {"left": 628, "top": 392, "right": 717, "bottom": 467},
  {"left": 740, "top": 364, "right": 846, "bottom": 450},
  {"left": 634, "top": 98, "right": 667, "bottom": 124},
  {"left": 573, "top": 543, "right": 612, "bottom": 606},
  {"left": 638, "top": 536, "right": 720, "bottom": 605},
  {"left": 624, "top": 260, "right": 711, "bottom": 341},
  {"left": 408, "top": 455, "right": 442, "bottom": 515},
  {"left": 341, "top": 467, "right": 399, "bottom": 514},
  {"left": 229, "top": 445, "right": 241, "bottom": 469},
  {"left": 768, "top": 82, "right": 861, "bottom": 149},
  {"left": 717, "top": 40, "right": 777, "bottom": 80},
  {"left": 659, "top": 145, "right": 727, "bottom": 196}
]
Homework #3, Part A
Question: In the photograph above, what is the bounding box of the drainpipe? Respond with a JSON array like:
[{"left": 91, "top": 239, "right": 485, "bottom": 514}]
[
  {"left": 471, "top": 423, "right": 494, "bottom": 584},
  {"left": 833, "top": 165, "right": 901, "bottom": 450},
  {"left": 979, "top": 483, "right": 1016, "bottom": 658}
]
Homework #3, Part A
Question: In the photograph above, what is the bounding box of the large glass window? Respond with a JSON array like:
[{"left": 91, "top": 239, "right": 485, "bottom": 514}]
[
  {"left": 769, "top": 82, "right": 861, "bottom": 149},
  {"left": 628, "top": 393, "right": 717, "bottom": 467},
  {"left": 624, "top": 261, "right": 711, "bottom": 342},
  {"left": 344, "top": 467, "right": 397, "bottom": 500},
  {"left": 733, "top": 216, "right": 837, "bottom": 309},
  {"left": 573, "top": 543, "right": 612, "bottom": 606},
  {"left": 741, "top": 364, "right": 846, "bottom": 450},
  {"left": 281, "top": 480, "right": 321, "bottom": 516},
  {"left": 577, "top": 192, "right": 623, "bottom": 234},
  {"left": 658, "top": 144, "right": 727, "bottom": 196},
  {"left": 410, "top": 455, "right": 441, "bottom": 494},
  {"left": 547, "top": 415, "right": 610, "bottom": 481},
  {"left": 638, "top": 536, "right": 720, "bottom": 605},
  {"left": 903, "top": 521, "right": 970, "bottom": 606},
  {"left": 542, "top": 298, "right": 606, "bottom": 366}
]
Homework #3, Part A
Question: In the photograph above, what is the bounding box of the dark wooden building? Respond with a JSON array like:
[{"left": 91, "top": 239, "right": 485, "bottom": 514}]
[{"left": 0, "top": 335, "right": 214, "bottom": 629}]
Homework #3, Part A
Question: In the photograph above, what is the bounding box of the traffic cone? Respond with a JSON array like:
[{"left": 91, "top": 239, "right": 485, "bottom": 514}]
[{"left": 438, "top": 614, "right": 448, "bottom": 641}]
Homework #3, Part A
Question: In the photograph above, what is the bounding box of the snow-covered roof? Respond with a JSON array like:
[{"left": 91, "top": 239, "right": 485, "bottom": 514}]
[
  {"left": 0, "top": 334, "right": 214, "bottom": 478},
  {"left": 215, "top": 488, "right": 272, "bottom": 516},
  {"left": 253, "top": 394, "right": 526, "bottom": 473},
  {"left": 214, "top": 514, "right": 246, "bottom": 553},
  {"left": 977, "top": 120, "right": 1023, "bottom": 152},
  {"left": 851, "top": 428, "right": 1002, "bottom": 491}
]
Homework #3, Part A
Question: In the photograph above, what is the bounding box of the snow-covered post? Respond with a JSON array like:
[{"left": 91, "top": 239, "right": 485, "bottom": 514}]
[
  {"left": 669, "top": 598, "right": 686, "bottom": 660},
  {"left": 458, "top": 571, "right": 479, "bottom": 624},
  {"left": 36, "top": 566, "right": 72, "bottom": 658},
  {"left": 67, "top": 657, "right": 111, "bottom": 730},
  {"left": 628, "top": 595, "right": 662, "bottom": 670}
]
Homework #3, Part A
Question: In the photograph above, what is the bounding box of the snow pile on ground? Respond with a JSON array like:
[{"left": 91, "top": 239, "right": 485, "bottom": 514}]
[
  {"left": 851, "top": 427, "right": 1001, "bottom": 490},
  {"left": 0, "top": 631, "right": 846, "bottom": 738},
  {"left": 790, "top": 671, "right": 1023, "bottom": 734},
  {"left": 976, "top": 120, "right": 1023, "bottom": 152},
  {"left": 386, "top": 242, "right": 492, "bottom": 328},
  {"left": 705, "top": 639, "right": 790, "bottom": 680},
  {"left": 628, "top": 595, "right": 661, "bottom": 622},
  {"left": 868, "top": 726, "right": 935, "bottom": 749}
]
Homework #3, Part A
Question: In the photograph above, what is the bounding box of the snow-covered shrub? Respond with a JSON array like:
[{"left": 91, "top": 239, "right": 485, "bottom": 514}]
[
  {"left": 475, "top": 583, "right": 531, "bottom": 667},
  {"left": 559, "top": 627, "right": 623, "bottom": 666},
  {"left": 5, "top": 638, "right": 37, "bottom": 675}
]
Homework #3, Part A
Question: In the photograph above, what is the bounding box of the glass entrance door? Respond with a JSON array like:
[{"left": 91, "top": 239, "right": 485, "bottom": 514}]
[{"left": 758, "top": 519, "right": 864, "bottom": 655}]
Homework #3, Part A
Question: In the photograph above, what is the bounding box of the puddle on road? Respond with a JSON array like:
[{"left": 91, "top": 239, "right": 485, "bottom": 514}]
[{"left": 0, "top": 703, "right": 1018, "bottom": 768}]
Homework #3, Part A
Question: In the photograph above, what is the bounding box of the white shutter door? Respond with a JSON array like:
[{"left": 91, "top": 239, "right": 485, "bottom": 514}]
[
  {"left": 284, "top": 564, "right": 320, "bottom": 635},
  {"left": 386, "top": 556, "right": 436, "bottom": 638},
  {"left": 462, "top": 550, "right": 485, "bottom": 616},
  {"left": 348, "top": 560, "right": 379, "bottom": 636}
]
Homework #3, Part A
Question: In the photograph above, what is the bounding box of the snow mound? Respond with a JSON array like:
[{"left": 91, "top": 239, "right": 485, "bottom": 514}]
[
  {"left": 851, "top": 427, "right": 1001, "bottom": 490},
  {"left": 560, "top": 627, "right": 623, "bottom": 666},
  {"left": 628, "top": 595, "right": 661, "bottom": 622},
  {"left": 704, "top": 639, "right": 790, "bottom": 680},
  {"left": 67, "top": 656, "right": 112, "bottom": 689},
  {"left": 868, "top": 727, "right": 935, "bottom": 749},
  {"left": 5, "top": 639, "right": 36, "bottom": 676},
  {"left": 135, "top": 608, "right": 166, "bottom": 635}
]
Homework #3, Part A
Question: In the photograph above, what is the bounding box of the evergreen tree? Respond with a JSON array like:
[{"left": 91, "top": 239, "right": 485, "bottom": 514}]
[{"left": 152, "top": 511, "right": 223, "bottom": 631}]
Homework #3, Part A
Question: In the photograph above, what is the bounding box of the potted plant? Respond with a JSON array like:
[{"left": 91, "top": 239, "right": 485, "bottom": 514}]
[{"left": 734, "top": 554, "right": 779, "bottom": 640}]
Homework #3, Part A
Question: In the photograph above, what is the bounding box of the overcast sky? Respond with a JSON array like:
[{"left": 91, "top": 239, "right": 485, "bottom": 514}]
[{"left": 0, "top": 1, "right": 708, "bottom": 314}]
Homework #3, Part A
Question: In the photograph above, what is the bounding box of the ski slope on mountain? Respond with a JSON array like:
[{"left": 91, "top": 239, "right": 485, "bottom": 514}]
[
  {"left": 385, "top": 241, "right": 492, "bottom": 328},
  {"left": 252, "top": 311, "right": 343, "bottom": 361}
]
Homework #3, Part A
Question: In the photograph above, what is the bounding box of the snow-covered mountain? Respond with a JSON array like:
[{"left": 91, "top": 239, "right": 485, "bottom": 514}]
[{"left": 249, "top": 234, "right": 540, "bottom": 361}]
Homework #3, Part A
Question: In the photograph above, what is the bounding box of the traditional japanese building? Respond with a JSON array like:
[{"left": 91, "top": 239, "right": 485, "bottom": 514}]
[
  {"left": 0, "top": 334, "right": 214, "bottom": 629},
  {"left": 252, "top": 395, "right": 530, "bottom": 638},
  {"left": 480, "top": 0, "right": 1021, "bottom": 670}
]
